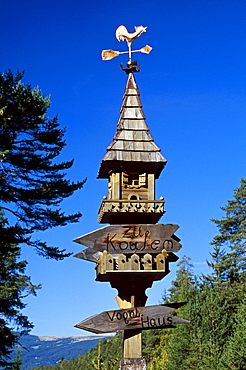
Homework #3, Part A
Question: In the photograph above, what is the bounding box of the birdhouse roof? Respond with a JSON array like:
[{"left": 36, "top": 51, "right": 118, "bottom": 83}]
[{"left": 97, "top": 73, "right": 167, "bottom": 178}]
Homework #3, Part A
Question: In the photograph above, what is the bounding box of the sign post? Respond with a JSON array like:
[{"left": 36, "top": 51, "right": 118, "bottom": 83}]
[{"left": 73, "top": 25, "right": 189, "bottom": 370}]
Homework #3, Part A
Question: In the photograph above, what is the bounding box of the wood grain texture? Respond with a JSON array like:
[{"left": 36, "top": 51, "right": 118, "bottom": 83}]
[{"left": 74, "top": 304, "right": 189, "bottom": 334}]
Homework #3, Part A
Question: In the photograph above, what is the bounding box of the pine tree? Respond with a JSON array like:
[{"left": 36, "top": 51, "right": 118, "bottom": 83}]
[
  {"left": 0, "top": 214, "right": 40, "bottom": 368},
  {"left": 164, "top": 256, "right": 198, "bottom": 370},
  {"left": 166, "top": 255, "right": 196, "bottom": 302},
  {"left": 148, "top": 333, "right": 169, "bottom": 370},
  {"left": 192, "top": 179, "right": 246, "bottom": 369},
  {"left": 210, "top": 178, "right": 246, "bottom": 283},
  {"left": 202, "top": 245, "right": 227, "bottom": 284},
  {"left": 156, "top": 179, "right": 246, "bottom": 369},
  {"left": 220, "top": 280, "right": 246, "bottom": 369},
  {"left": 11, "top": 348, "right": 23, "bottom": 370},
  {"left": 0, "top": 70, "right": 85, "bottom": 367},
  {"left": 0, "top": 70, "right": 85, "bottom": 259}
]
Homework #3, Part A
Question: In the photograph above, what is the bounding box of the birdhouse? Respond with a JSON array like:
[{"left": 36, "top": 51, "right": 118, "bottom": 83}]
[
  {"left": 97, "top": 73, "right": 167, "bottom": 224},
  {"left": 73, "top": 27, "right": 186, "bottom": 367}
]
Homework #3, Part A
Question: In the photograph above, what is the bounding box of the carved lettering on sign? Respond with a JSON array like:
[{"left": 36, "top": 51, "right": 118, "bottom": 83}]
[
  {"left": 73, "top": 224, "right": 182, "bottom": 258},
  {"left": 105, "top": 310, "right": 175, "bottom": 328},
  {"left": 106, "top": 308, "right": 142, "bottom": 324},
  {"left": 106, "top": 226, "right": 174, "bottom": 253},
  {"left": 122, "top": 226, "right": 146, "bottom": 239},
  {"left": 141, "top": 315, "right": 173, "bottom": 328}
]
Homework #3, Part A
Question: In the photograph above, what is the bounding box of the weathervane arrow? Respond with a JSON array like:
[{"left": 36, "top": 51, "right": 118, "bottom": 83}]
[
  {"left": 102, "top": 45, "right": 152, "bottom": 61},
  {"left": 101, "top": 25, "right": 152, "bottom": 62}
]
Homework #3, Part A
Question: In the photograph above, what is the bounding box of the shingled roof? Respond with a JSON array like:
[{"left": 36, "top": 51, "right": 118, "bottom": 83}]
[{"left": 97, "top": 73, "right": 167, "bottom": 179}]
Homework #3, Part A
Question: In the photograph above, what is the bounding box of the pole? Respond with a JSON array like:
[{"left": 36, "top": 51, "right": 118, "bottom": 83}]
[
  {"left": 128, "top": 43, "right": 132, "bottom": 61},
  {"left": 119, "top": 295, "right": 147, "bottom": 370}
]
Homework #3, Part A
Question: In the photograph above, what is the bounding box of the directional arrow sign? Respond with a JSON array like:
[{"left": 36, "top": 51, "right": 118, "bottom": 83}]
[
  {"left": 74, "top": 303, "right": 189, "bottom": 334},
  {"left": 73, "top": 224, "right": 182, "bottom": 255},
  {"left": 74, "top": 248, "right": 102, "bottom": 263}
]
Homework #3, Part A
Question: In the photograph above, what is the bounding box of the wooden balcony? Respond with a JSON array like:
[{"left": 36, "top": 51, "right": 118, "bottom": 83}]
[{"left": 98, "top": 198, "right": 165, "bottom": 224}]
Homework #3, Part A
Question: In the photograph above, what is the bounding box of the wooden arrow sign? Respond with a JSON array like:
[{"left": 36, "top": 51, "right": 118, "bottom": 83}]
[
  {"left": 73, "top": 224, "right": 182, "bottom": 256},
  {"left": 74, "top": 248, "right": 102, "bottom": 263},
  {"left": 74, "top": 303, "right": 189, "bottom": 334}
]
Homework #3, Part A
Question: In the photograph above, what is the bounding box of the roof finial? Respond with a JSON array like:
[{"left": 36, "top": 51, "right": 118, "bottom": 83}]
[{"left": 101, "top": 25, "right": 152, "bottom": 73}]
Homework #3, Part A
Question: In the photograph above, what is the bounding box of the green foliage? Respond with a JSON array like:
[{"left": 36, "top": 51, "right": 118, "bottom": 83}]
[
  {"left": 166, "top": 255, "right": 197, "bottom": 302},
  {"left": 220, "top": 283, "right": 246, "bottom": 369},
  {"left": 89, "top": 336, "right": 121, "bottom": 370},
  {"left": 0, "top": 221, "right": 40, "bottom": 368},
  {"left": 210, "top": 178, "right": 246, "bottom": 283},
  {"left": 146, "top": 332, "right": 169, "bottom": 370},
  {"left": 142, "top": 329, "right": 165, "bottom": 363},
  {"left": 0, "top": 70, "right": 85, "bottom": 367},
  {"left": 163, "top": 178, "right": 246, "bottom": 370},
  {"left": 11, "top": 349, "right": 23, "bottom": 370}
]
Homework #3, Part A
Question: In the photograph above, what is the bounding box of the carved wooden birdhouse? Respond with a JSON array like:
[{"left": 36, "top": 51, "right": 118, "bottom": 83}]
[
  {"left": 73, "top": 28, "right": 187, "bottom": 362},
  {"left": 97, "top": 73, "right": 167, "bottom": 224}
]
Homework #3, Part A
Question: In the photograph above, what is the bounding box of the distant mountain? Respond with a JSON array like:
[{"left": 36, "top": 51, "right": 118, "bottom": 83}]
[{"left": 11, "top": 334, "right": 111, "bottom": 369}]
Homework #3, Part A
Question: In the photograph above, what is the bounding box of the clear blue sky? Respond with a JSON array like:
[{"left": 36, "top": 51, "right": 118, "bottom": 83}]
[{"left": 1, "top": 0, "right": 246, "bottom": 336}]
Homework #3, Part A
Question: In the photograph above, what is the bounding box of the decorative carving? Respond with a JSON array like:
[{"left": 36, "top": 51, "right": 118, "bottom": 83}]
[
  {"left": 155, "top": 250, "right": 168, "bottom": 271},
  {"left": 141, "top": 253, "right": 153, "bottom": 270},
  {"left": 95, "top": 250, "right": 169, "bottom": 276},
  {"left": 99, "top": 200, "right": 164, "bottom": 214},
  {"left": 129, "top": 254, "right": 140, "bottom": 270}
]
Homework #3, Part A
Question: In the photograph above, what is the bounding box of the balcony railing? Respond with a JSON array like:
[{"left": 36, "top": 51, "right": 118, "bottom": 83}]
[{"left": 98, "top": 198, "right": 165, "bottom": 223}]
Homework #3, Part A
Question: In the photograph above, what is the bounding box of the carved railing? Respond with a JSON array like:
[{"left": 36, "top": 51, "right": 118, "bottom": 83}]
[
  {"left": 98, "top": 198, "right": 165, "bottom": 222},
  {"left": 96, "top": 250, "right": 169, "bottom": 275}
]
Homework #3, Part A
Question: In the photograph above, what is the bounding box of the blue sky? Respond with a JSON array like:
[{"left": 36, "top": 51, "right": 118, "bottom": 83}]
[{"left": 1, "top": 0, "right": 246, "bottom": 336}]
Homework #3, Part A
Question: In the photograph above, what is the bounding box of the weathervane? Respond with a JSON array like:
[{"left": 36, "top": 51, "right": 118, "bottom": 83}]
[{"left": 101, "top": 25, "right": 152, "bottom": 72}]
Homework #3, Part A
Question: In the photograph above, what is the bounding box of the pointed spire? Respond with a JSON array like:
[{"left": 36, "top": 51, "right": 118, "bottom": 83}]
[{"left": 97, "top": 73, "right": 167, "bottom": 179}]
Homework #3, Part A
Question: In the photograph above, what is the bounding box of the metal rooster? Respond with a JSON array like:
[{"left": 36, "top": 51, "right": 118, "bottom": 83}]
[
  {"left": 115, "top": 25, "right": 147, "bottom": 60},
  {"left": 115, "top": 25, "right": 147, "bottom": 44}
]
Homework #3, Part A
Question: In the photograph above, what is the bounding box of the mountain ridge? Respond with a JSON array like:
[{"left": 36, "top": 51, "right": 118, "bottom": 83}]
[{"left": 12, "top": 333, "right": 112, "bottom": 369}]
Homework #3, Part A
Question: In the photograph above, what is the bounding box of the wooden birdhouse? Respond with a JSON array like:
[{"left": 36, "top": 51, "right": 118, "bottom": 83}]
[
  {"left": 73, "top": 27, "right": 187, "bottom": 368},
  {"left": 97, "top": 73, "right": 167, "bottom": 224}
]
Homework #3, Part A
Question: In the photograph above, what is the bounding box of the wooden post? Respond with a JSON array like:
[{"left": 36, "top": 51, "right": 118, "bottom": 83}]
[
  {"left": 123, "top": 329, "right": 142, "bottom": 358},
  {"left": 111, "top": 172, "right": 120, "bottom": 199},
  {"left": 147, "top": 173, "right": 155, "bottom": 199},
  {"left": 117, "top": 295, "right": 146, "bottom": 370},
  {"left": 118, "top": 295, "right": 142, "bottom": 358}
]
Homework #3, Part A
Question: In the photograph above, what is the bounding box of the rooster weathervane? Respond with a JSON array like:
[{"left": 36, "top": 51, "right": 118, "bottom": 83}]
[{"left": 102, "top": 25, "right": 152, "bottom": 72}]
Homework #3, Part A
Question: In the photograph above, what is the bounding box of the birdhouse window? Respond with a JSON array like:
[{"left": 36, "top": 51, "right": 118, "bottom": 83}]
[
  {"left": 122, "top": 172, "right": 129, "bottom": 185},
  {"left": 122, "top": 172, "right": 147, "bottom": 188},
  {"left": 139, "top": 173, "right": 147, "bottom": 186},
  {"left": 129, "top": 173, "right": 139, "bottom": 186}
]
